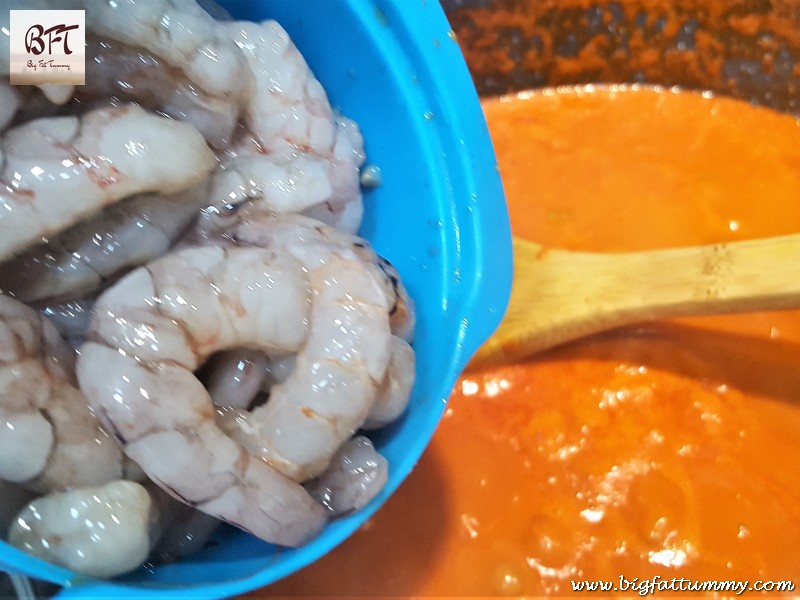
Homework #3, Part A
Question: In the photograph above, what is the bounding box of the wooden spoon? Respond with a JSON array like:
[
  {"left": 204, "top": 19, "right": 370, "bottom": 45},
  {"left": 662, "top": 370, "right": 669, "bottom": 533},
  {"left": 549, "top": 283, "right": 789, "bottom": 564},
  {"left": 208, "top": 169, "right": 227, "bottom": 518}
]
[{"left": 469, "top": 233, "right": 800, "bottom": 370}]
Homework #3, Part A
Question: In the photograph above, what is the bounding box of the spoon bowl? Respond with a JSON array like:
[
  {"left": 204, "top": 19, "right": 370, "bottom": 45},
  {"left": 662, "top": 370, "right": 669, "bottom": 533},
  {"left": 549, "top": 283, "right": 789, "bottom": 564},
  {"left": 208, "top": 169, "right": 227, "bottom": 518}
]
[{"left": 471, "top": 234, "right": 800, "bottom": 369}]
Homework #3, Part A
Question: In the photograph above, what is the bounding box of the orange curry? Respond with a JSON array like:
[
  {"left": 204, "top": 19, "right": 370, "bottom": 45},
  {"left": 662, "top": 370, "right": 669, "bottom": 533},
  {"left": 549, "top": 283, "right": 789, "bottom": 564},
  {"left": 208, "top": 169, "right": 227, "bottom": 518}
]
[{"left": 259, "top": 86, "right": 800, "bottom": 596}]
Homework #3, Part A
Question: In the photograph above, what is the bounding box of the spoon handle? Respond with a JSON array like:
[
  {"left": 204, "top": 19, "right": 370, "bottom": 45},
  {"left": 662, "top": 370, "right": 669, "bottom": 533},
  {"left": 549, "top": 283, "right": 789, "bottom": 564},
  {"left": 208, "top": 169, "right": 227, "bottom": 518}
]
[{"left": 469, "top": 233, "right": 800, "bottom": 369}]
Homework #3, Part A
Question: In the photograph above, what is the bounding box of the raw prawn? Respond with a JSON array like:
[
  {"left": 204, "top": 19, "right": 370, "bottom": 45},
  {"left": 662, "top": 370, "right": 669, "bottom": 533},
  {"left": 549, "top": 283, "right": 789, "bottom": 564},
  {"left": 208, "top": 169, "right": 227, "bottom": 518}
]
[
  {"left": 9, "top": 478, "right": 224, "bottom": 578},
  {"left": 210, "top": 20, "right": 365, "bottom": 232},
  {"left": 306, "top": 436, "right": 388, "bottom": 516},
  {"left": 207, "top": 326, "right": 414, "bottom": 436},
  {"left": 231, "top": 214, "right": 416, "bottom": 441},
  {"left": 0, "top": 104, "right": 215, "bottom": 260},
  {"left": 8, "top": 480, "right": 155, "bottom": 578},
  {"left": 230, "top": 19, "right": 336, "bottom": 155},
  {"left": 0, "top": 295, "right": 130, "bottom": 492},
  {"left": 76, "top": 246, "right": 328, "bottom": 546},
  {"left": 363, "top": 336, "right": 416, "bottom": 430},
  {"left": 0, "top": 184, "right": 209, "bottom": 303},
  {"left": 300, "top": 115, "right": 366, "bottom": 233},
  {"left": 206, "top": 115, "right": 364, "bottom": 232},
  {"left": 215, "top": 220, "right": 395, "bottom": 482},
  {"left": 83, "top": 0, "right": 249, "bottom": 104},
  {"left": 233, "top": 213, "right": 415, "bottom": 341},
  {"left": 79, "top": 35, "right": 240, "bottom": 149}
]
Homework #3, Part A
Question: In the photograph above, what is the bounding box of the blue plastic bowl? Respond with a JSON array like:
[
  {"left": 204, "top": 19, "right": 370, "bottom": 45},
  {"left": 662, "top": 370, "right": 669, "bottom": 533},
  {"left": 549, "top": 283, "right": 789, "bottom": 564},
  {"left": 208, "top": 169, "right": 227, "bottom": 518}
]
[{"left": 0, "top": 0, "right": 512, "bottom": 596}]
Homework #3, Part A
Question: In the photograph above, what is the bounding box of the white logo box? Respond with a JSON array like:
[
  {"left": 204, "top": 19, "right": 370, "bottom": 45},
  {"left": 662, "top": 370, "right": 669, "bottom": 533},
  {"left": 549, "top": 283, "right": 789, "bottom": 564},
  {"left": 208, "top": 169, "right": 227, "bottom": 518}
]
[{"left": 9, "top": 9, "right": 85, "bottom": 86}]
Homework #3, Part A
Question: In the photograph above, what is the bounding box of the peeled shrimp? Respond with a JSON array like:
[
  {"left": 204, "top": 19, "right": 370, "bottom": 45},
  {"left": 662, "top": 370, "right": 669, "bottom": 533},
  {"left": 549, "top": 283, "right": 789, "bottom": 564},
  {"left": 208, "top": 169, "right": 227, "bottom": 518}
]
[
  {"left": 76, "top": 246, "right": 328, "bottom": 546},
  {"left": 206, "top": 117, "right": 363, "bottom": 232},
  {"left": 224, "top": 214, "right": 416, "bottom": 473},
  {"left": 203, "top": 217, "right": 395, "bottom": 481},
  {"left": 0, "top": 295, "right": 129, "bottom": 492},
  {"left": 299, "top": 115, "right": 366, "bottom": 233},
  {"left": 8, "top": 480, "right": 155, "bottom": 578},
  {"left": 71, "top": 0, "right": 251, "bottom": 148},
  {"left": 205, "top": 265, "right": 414, "bottom": 442},
  {"left": 230, "top": 20, "right": 335, "bottom": 155},
  {"left": 221, "top": 213, "right": 418, "bottom": 435},
  {"left": 363, "top": 336, "right": 416, "bottom": 430},
  {"left": 306, "top": 436, "right": 388, "bottom": 517},
  {"left": 80, "top": 35, "right": 240, "bottom": 149},
  {"left": 0, "top": 104, "right": 215, "bottom": 260},
  {"left": 146, "top": 14, "right": 369, "bottom": 233},
  {"left": 84, "top": 0, "right": 249, "bottom": 103},
  {"left": 215, "top": 20, "right": 365, "bottom": 232},
  {"left": 0, "top": 184, "right": 208, "bottom": 303},
  {"left": 233, "top": 213, "right": 415, "bottom": 340}
]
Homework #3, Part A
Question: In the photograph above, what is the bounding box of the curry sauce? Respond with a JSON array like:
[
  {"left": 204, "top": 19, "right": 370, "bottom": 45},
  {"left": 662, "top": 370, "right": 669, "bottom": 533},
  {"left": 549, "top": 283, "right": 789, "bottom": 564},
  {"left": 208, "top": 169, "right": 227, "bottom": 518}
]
[{"left": 260, "top": 86, "right": 800, "bottom": 597}]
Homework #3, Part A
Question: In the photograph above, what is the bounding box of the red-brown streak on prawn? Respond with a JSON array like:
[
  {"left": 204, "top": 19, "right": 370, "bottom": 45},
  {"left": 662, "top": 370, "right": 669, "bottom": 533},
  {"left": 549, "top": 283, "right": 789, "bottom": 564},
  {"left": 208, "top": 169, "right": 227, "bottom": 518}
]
[{"left": 142, "top": 263, "right": 204, "bottom": 366}]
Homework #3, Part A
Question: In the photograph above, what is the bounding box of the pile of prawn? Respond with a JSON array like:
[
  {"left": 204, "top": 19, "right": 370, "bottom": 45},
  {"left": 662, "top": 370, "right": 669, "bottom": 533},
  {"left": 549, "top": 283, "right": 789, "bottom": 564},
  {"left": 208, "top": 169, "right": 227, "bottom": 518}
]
[{"left": 0, "top": 0, "right": 416, "bottom": 579}]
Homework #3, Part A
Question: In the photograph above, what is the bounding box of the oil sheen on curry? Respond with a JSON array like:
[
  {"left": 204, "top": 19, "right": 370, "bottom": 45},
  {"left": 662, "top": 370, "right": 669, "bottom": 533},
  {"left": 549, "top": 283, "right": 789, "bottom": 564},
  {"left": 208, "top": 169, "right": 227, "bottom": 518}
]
[{"left": 261, "top": 86, "right": 800, "bottom": 596}]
